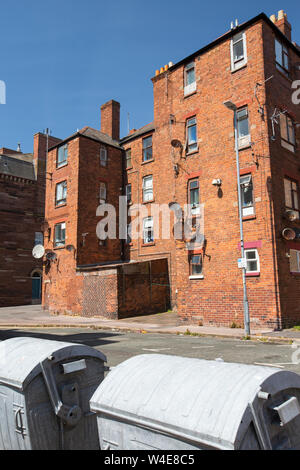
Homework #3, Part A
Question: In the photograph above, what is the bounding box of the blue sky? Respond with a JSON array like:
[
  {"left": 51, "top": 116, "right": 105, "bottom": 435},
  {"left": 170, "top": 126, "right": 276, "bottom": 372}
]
[{"left": 0, "top": 0, "right": 299, "bottom": 153}]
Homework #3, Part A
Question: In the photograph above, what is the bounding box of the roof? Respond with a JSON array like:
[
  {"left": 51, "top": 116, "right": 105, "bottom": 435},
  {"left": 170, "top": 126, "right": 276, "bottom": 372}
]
[
  {"left": 48, "top": 126, "right": 122, "bottom": 151},
  {"left": 159, "top": 12, "right": 300, "bottom": 75},
  {"left": 121, "top": 122, "right": 155, "bottom": 144},
  {"left": 0, "top": 153, "right": 35, "bottom": 180}
]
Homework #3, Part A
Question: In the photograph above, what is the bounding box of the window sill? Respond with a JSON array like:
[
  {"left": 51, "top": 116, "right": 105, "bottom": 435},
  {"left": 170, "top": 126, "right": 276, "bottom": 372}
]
[
  {"left": 184, "top": 90, "right": 197, "bottom": 99},
  {"left": 53, "top": 245, "right": 65, "bottom": 250},
  {"left": 56, "top": 163, "right": 68, "bottom": 170},
  {"left": 186, "top": 149, "right": 199, "bottom": 157},
  {"left": 246, "top": 272, "right": 260, "bottom": 277},
  {"left": 242, "top": 215, "right": 256, "bottom": 221},
  {"left": 281, "top": 140, "right": 296, "bottom": 154},
  {"left": 142, "top": 242, "right": 155, "bottom": 247},
  {"left": 55, "top": 203, "right": 67, "bottom": 209},
  {"left": 143, "top": 199, "right": 155, "bottom": 205},
  {"left": 189, "top": 274, "right": 204, "bottom": 280},
  {"left": 276, "top": 64, "right": 291, "bottom": 82},
  {"left": 126, "top": 166, "right": 133, "bottom": 171},
  {"left": 231, "top": 63, "right": 247, "bottom": 74},
  {"left": 141, "top": 159, "right": 154, "bottom": 165}
]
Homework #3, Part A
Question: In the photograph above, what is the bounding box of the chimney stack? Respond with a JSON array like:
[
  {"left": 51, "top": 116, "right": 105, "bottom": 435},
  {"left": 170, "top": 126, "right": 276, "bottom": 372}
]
[
  {"left": 100, "top": 100, "right": 120, "bottom": 141},
  {"left": 270, "top": 10, "right": 292, "bottom": 41}
]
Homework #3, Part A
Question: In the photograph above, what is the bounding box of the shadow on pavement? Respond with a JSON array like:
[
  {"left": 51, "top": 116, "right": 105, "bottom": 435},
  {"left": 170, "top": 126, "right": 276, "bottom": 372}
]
[{"left": 0, "top": 328, "right": 123, "bottom": 348}]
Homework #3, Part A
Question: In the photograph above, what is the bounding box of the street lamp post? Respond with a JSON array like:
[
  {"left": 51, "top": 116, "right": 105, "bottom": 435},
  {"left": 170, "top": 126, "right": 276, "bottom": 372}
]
[{"left": 224, "top": 101, "right": 250, "bottom": 336}]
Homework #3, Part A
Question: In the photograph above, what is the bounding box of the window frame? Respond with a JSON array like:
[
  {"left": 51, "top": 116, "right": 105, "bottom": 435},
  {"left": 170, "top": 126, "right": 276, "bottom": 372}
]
[
  {"left": 55, "top": 180, "right": 67, "bottom": 207},
  {"left": 143, "top": 216, "right": 154, "bottom": 244},
  {"left": 275, "top": 38, "right": 289, "bottom": 76},
  {"left": 236, "top": 107, "right": 251, "bottom": 149},
  {"left": 54, "top": 222, "right": 66, "bottom": 248},
  {"left": 126, "top": 183, "right": 132, "bottom": 204},
  {"left": 284, "top": 177, "right": 299, "bottom": 219},
  {"left": 290, "top": 249, "right": 300, "bottom": 273},
  {"left": 280, "top": 113, "right": 296, "bottom": 152},
  {"left": 57, "top": 144, "right": 68, "bottom": 168},
  {"left": 230, "top": 32, "right": 247, "bottom": 72},
  {"left": 142, "top": 135, "right": 153, "bottom": 162},
  {"left": 142, "top": 175, "right": 153, "bottom": 202},
  {"left": 189, "top": 253, "right": 203, "bottom": 277},
  {"left": 186, "top": 117, "right": 198, "bottom": 154},
  {"left": 100, "top": 146, "right": 108, "bottom": 167},
  {"left": 34, "top": 232, "right": 44, "bottom": 246},
  {"left": 240, "top": 174, "right": 255, "bottom": 217},
  {"left": 245, "top": 248, "right": 260, "bottom": 275},
  {"left": 184, "top": 61, "right": 196, "bottom": 96},
  {"left": 125, "top": 148, "right": 132, "bottom": 169},
  {"left": 188, "top": 178, "right": 200, "bottom": 215},
  {"left": 99, "top": 181, "right": 107, "bottom": 203}
]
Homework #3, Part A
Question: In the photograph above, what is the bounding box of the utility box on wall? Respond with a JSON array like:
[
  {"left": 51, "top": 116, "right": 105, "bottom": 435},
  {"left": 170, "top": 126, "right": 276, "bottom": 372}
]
[{"left": 0, "top": 337, "right": 106, "bottom": 450}]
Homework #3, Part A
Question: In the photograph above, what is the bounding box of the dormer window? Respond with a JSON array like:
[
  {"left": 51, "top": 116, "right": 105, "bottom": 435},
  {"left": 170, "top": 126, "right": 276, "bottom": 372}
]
[{"left": 184, "top": 62, "right": 196, "bottom": 96}]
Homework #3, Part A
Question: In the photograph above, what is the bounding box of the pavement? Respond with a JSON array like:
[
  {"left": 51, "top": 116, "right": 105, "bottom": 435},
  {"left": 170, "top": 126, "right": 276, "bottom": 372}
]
[{"left": 1, "top": 304, "right": 300, "bottom": 342}]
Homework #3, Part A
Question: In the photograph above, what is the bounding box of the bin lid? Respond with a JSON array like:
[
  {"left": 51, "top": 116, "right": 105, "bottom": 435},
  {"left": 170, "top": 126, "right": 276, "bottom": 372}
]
[
  {"left": 90, "top": 354, "right": 300, "bottom": 449},
  {"left": 0, "top": 337, "right": 106, "bottom": 390}
]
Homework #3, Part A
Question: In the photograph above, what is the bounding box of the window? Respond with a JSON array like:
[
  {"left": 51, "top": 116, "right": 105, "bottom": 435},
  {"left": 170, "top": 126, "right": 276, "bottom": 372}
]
[
  {"left": 186, "top": 117, "right": 197, "bottom": 153},
  {"left": 284, "top": 178, "right": 299, "bottom": 219},
  {"left": 57, "top": 144, "right": 68, "bottom": 168},
  {"left": 126, "top": 183, "right": 132, "bottom": 204},
  {"left": 142, "top": 136, "right": 153, "bottom": 162},
  {"left": 280, "top": 113, "right": 295, "bottom": 152},
  {"left": 240, "top": 175, "right": 254, "bottom": 217},
  {"left": 125, "top": 148, "right": 132, "bottom": 169},
  {"left": 275, "top": 38, "right": 289, "bottom": 76},
  {"left": 99, "top": 182, "right": 107, "bottom": 203},
  {"left": 143, "top": 217, "right": 154, "bottom": 244},
  {"left": 184, "top": 62, "right": 196, "bottom": 96},
  {"left": 231, "top": 32, "right": 247, "bottom": 71},
  {"left": 55, "top": 181, "right": 67, "bottom": 206},
  {"left": 143, "top": 175, "right": 153, "bottom": 202},
  {"left": 54, "top": 222, "right": 66, "bottom": 247},
  {"left": 189, "top": 254, "right": 203, "bottom": 276},
  {"left": 34, "top": 232, "right": 43, "bottom": 246},
  {"left": 245, "top": 249, "right": 260, "bottom": 274},
  {"left": 189, "top": 179, "right": 200, "bottom": 215},
  {"left": 237, "top": 107, "right": 250, "bottom": 148},
  {"left": 100, "top": 146, "right": 107, "bottom": 166},
  {"left": 289, "top": 249, "right": 300, "bottom": 273}
]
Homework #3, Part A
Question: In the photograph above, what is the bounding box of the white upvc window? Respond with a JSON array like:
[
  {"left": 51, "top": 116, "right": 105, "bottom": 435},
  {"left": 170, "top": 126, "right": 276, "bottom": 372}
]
[
  {"left": 240, "top": 174, "right": 254, "bottom": 217},
  {"left": 57, "top": 144, "right": 68, "bottom": 168},
  {"left": 143, "top": 175, "right": 153, "bottom": 202},
  {"left": 54, "top": 222, "right": 66, "bottom": 247},
  {"left": 126, "top": 183, "right": 132, "bottom": 204},
  {"left": 100, "top": 146, "right": 107, "bottom": 166},
  {"left": 237, "top": 107, "right": 250, "bottom": 148},
  {"left": 275, "top": 38, "right": 289, "bottom": 76},
  {"left": 184, "top": 62, "right": 196, "bottom": 96},
  {"left": 34, "top": 232, "right": 44, "bottom": 246},
  {"left": 55, "top": 180, "right": 67, "bottom": 206},
  {"left": 231, "top": 32, "right": 247, "bottom": 72},
  {"left": 290, "top": 249, "right": 300, "bottom": 273},
  {"left": 189, "top": 254, "right": 203, "bottom": 277},
  {"left": 280, "top": 113, "right": 295, "bottom": 152},
  {"left": 245, "top": 249, "right": 260, "bottom": 274},
  {"left": 186, "top": 117, "right": 198, "bottom": 153},
  {"left": 99, "top": 182, "right": 107, "bottom": 203},
  {"left": 284, "top": 178, "right": 299, "bottom": 219},
  {"left": 143, "top": 217, "right": 154, "bottom": 244}
]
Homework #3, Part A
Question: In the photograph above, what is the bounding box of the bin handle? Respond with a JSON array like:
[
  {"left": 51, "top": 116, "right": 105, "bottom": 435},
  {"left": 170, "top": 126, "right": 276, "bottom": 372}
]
[{"left": 40, "top": 357, "right": 82, "bottom": 428}]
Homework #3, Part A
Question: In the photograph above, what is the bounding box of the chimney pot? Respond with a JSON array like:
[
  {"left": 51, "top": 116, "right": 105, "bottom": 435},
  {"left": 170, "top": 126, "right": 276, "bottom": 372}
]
[{"left": 270, "top": 14, "right": 276, "bottom": 23}]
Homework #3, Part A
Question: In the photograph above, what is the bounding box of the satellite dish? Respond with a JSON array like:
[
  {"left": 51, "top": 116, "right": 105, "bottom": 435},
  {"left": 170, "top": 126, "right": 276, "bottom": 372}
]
[
  {"left": 171, "top": 139, "right": 183, "bottom": 149},
  {"left": 32, "top": 244, "right": 45, "bottom": 259},
  {"left": 46, "top": 251, "right": 57, "bottom": 262}
]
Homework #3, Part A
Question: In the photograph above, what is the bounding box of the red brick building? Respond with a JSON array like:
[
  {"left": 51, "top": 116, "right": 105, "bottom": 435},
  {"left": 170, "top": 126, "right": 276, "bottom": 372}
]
[
  {"left": 42, "top": 11, "right": 300, "bottom": 329},
  {"left": 0, "top": 133, "right": 61, "bottom": 307}
]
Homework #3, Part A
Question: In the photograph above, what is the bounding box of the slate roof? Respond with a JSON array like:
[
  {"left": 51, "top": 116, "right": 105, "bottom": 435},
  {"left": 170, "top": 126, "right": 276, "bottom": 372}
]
[
  {"left": 0, "top": 154, "right": 35, "bottom": 180},
  {"left": 48, "top": 126, "right": 122, "bottom": 151},
  {"left": 120, "top": 122, "right": 155, "bottom": 144}
]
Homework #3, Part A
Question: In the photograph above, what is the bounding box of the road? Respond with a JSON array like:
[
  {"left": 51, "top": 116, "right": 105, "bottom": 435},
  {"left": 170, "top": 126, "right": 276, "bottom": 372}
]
[{"left": 0, "top": 326, "right": 300, "bottom": 372}]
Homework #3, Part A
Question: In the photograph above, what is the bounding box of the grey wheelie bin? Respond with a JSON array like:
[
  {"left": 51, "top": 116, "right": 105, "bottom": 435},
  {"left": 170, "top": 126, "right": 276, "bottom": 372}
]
[
  {"left": 90, "top": 354, "right": 300, "bottom": 450},
  {"left": 0, "top": 337, "right": 107, "bottom": 450}
]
